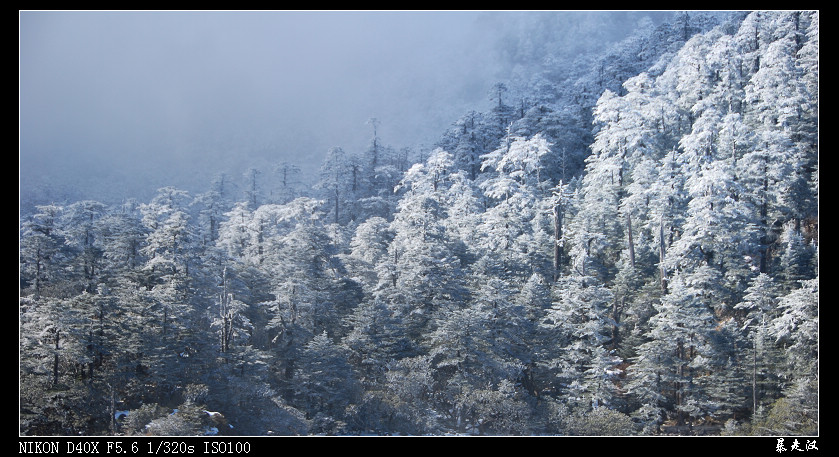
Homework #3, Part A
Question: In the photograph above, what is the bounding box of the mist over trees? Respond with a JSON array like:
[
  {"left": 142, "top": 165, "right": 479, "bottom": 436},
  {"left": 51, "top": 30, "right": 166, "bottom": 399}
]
[{"left": 20, "top": 11, "right": 817, "bottom": 436}]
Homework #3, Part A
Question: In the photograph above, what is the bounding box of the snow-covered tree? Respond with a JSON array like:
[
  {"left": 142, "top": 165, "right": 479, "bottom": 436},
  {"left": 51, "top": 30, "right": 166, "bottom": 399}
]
[
  {"left": 546, "top": 273, "right": 623, "bottom": 410},
  {"left": 20, "top": 205, "right": 68, "bottom": 299},
  {"left": 315, "top": 147, "right": 358, "bottom": 225},
  {"left": 294, "top": 332, "right": 360, "bottom": 425}
]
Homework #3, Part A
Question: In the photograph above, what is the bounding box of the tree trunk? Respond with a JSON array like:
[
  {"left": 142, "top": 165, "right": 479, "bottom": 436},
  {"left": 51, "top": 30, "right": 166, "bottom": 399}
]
[
  {"left": 752, "top": 335, "right": 758, "bottom": 415},
  {"left": 759, "top": 164, "right": 770, "bottom": 273},
  {"left": 553, "top": 201, "right": 563, "bottom": 281},
  {"left": 659, "top": 216, "right": 668, "bottom": 293},
  {"left": 627, "top": 213, "right": 636, "bottom": 269},
  {"left": 110, "top": 385, "right": 116, "bottom": 436},
  {"left": 53, "top": 329, "right": 60, "bottom": 385},
  {"left": 612, "top": 296, "right": 623, "bottom": 350}
]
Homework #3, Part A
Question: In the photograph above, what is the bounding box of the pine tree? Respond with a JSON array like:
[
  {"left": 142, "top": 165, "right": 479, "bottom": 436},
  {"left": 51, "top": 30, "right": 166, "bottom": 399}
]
[
  {"left": 217, "top": 201, "right": 254, "bottom": 262},
  {"left": 628, "top": 273, "right": 725, "bottom": 426},
  {"left": 20, "top": 204, "right": 68, "bottom": 299},
  {"left": 342, "top": 216, "right": 394, "bottom": 292},
  {"left": 778, "top": 222, "right": 816, "bottom": 290},
  {"left": 733, "top": 273, "right": 785, "bottom": 417},
  {"left": 477, "top": 134, "right": 553, "bottom": 280},
  {"left": 771, "top": 278, "right": 818, "bottom": 386},
  {"left": 294, "top": 332, "right": 359, "bottom": 426},
  {"left": 546, "top": 273, "right": 622, "bottom": 410},
  {"left": 379, "top": 150, "right": 469, "bottom": 343},
  {"left": 97, "top": 201, "right": 146, "bottom": 278},
  {"left": 272, "top": 161, "right": 303, "bottom": 204},
  {"left": 342, "top": 298, "right": 413, "bottom": 388},
  {"left": 315, "top": 147, "right": 357, "bottom": 225},
  {"left": 61, "top": 200, "right": 107, "bottom": 292},
  {"left": 193, "top": 174, "right": 232, "bottom": 246}
]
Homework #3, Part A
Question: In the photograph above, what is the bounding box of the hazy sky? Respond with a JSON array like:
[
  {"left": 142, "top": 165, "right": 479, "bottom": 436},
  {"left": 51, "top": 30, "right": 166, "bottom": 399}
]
[
  {"left": 20, "top": 11, "right": 509, "bottom": 205},
  {"left": 19, "top": 10, "right": 667, "bottom": 207}
]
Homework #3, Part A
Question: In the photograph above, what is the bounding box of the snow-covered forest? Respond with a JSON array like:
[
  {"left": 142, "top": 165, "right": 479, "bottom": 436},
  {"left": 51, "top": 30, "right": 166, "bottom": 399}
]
[{"left": 19, "top": 11, "right": 818, "bottom": 436}]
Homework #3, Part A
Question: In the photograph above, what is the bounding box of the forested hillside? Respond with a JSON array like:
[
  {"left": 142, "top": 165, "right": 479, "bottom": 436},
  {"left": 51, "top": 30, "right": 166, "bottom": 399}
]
[{"left": 20, "top": 11, "right": 818, "bottom": 436}]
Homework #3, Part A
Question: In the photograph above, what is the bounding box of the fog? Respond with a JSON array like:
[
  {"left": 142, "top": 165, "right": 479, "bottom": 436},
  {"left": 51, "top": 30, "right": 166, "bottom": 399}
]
[{"left": 20, "top": 10, "right": 672, "bottom": 208}]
